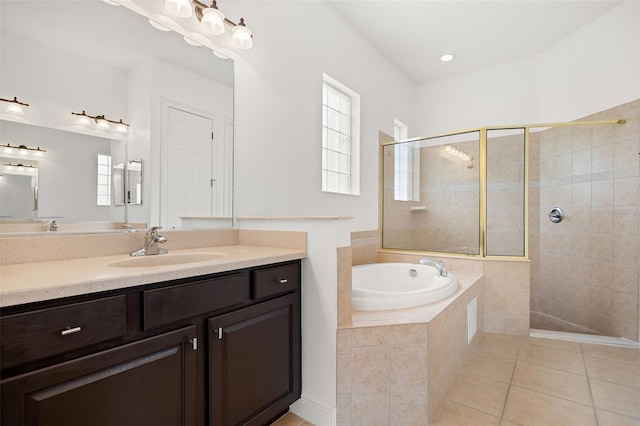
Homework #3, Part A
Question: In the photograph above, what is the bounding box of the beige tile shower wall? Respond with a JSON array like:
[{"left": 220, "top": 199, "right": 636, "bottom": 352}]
[
  {"left": 529, "top": 99, "right": 640, "bottom": 341},
  {"left": 381, "top": 139, "right": 480, "bottom": 253},
  {"left": 376, "top": 252, "right": 530, "bottom": 336}
]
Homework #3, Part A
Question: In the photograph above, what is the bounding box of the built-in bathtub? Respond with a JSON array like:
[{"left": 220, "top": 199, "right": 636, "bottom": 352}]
[
  {"left": 352, "top": 262, "right": 458, "bottom": 310},
  {"left": 339, "top": 263, "right": 484, "bottom": 425}
]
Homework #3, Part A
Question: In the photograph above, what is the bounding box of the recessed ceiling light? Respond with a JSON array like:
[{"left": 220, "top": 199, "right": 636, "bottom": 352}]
[{"left": 440, "top": 54, "right": 455, "bottom": 62}]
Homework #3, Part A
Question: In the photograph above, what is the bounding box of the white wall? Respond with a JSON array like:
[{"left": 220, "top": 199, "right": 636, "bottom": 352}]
[
  {"left": 231, "top": 1, "right": 415, "bottom": 233},
  {"left": 414, "top": 0, "right": 640, "bottom": 136}
]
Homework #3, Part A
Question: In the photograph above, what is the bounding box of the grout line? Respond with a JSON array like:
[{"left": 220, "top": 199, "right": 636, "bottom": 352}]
[
  {"left": 580, "top": 342, "right": 601, "bottom": 426},
  {"left": 499, "top": 337, "right": 525, "bottom": 422}
]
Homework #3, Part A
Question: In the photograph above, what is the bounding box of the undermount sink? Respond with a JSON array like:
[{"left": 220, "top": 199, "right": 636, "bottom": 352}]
[{"left": 108, "top": 252, "right": 226, "bottom": 268}]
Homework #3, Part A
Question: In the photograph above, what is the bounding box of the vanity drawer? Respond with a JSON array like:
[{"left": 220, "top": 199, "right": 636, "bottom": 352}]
[
  {"left": 143, "top": 273, "right": 248, "bottom": 330},
  {"left": 1, "top": 295, "right": 127, "bottom": 369},
  {"left": 252, "top": 262, "right": 300, "bottom": 300}
]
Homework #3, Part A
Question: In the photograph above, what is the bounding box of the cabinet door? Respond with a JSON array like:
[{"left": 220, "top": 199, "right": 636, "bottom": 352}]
[
  {"left": 1, "top": 326, "right": 197, "bottom": 426},
  {"left": 209, "top": 294, "right": 301, "bottom": 426}
]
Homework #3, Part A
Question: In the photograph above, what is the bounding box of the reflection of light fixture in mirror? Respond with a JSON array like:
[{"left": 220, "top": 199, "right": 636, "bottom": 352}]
[
  {"left": 71, "top": 111, "right": 130, "bottom": 134},
  {"left": 149, "top": 19, "right": 171, "bottom": 32},
  {"left": 3, "top": 163, "right": 38, "bottom": 173},
  {"left": 0, "top": 96, "right": 29, "bottom": 116},
  {"left": 1, "top": 143, "right": 46, "bottom": 158}
]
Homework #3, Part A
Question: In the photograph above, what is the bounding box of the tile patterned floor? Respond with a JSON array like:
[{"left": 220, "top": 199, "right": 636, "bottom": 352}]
[
  {"left": 274, "top": 332, "right": 640, "bottom": 425},
  {"left": 433, "top": 333, "right": 640, "bottom": 425}
]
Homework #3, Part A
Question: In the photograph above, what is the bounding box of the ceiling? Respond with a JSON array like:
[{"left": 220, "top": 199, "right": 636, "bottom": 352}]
[{"left": 329, "top": 1, "right": 623, "bottom": 85}]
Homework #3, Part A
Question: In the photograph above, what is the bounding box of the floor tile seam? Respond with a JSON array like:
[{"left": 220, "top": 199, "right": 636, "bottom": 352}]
[
  {"left": 442, "top": 397, "right": 503, "bottom": 421},
  {"left": 498, "top": 343, "right": 523, "bottom": 422},
  {"left": 584, "top": 369, "right": 640, "bottom": 390},
  {"left": 515, "top": 358, "right": 589, "bottom": 379},
  {"left": 516, "top": 356, "right": 588, "bottom": 377},
  {"left": 582, "top": 351, "right": 640, "bottom": 367},
  {"left": 588, "top": 375, "right": 640, "bottom": 391},
  {"left": 596, "top": 408, "right": 640, "bottom": 422},
  {"left": 580, "top": 346, "right": 600, "bottom": 423},
  {"left": 509, "top": 382, "right": 596, "bottom": 409}
]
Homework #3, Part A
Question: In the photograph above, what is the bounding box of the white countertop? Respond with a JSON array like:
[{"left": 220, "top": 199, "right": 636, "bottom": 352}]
[{"left": 0, "top": 245, "right": 307, "bottom": 307}]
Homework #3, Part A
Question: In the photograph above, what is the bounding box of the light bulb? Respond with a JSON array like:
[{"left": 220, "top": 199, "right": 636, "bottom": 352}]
[
  {"left": 6, "top": 103, "right": 24, "bottom": 115},
  {"left": 96, "top": 118, "right": 110, "bottom": 130},
  {"left": 440, "top": 54, "right": 455, "bottom": 62},
  {"left": 34, "top": 149, "right": 44, "bottom": 157},
  {"left": 116, "top": 123, "right": 128, "bottom": 134},
  {"left": 77, "top": 115, "right": 92, "bottom": 127},
  {"left": 231, "top": 22, "right": 252, "bottom": 50},
  {"left": 165, "top": 0, "right": 192, "bottom": 18},
  {"left": 201, "top": 7, "right": 225, "bottom": 35},
  {"left": 3, "top": 146, "right": 14, "bottom": 154}
]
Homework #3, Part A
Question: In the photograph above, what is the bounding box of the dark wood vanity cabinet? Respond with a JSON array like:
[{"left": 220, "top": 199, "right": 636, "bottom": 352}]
[{"left": 0, "top": 260, "right": 302, "bottom": 426}]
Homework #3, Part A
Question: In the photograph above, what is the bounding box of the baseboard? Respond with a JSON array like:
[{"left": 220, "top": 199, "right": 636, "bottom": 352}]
[{"left": 290, "top": 397, "right": 335, "bottom": 426}]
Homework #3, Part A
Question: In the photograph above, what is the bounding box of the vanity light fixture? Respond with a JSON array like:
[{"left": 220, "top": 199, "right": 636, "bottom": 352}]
[
  {"left": 0, "top": 96, "right": 30, "bottom": 116},
  {"left": 162, "top": 0, "right": 254, "bottom": 50},
  {"left": 3, "top": 163, "right": 38, "bottom": 172},
  {"left": 71, "top": 111, "right": 130, "bottom": 134},
  {"left": 1, "top": 144, "right": 46, "bottom": 158}
]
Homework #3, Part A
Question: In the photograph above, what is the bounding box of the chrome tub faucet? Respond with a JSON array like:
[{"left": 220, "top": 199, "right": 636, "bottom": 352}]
[
  {"left": 130, "top": 226, "right": 168, "bottom": 256},
  {"left": 419, "top": 257, "right": 449, "bottom": 277}
]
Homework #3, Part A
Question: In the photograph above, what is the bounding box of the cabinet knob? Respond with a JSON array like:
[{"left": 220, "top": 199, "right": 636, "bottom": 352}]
[{"left": 61, "top": 326, "right": 82, "bottom": 336}]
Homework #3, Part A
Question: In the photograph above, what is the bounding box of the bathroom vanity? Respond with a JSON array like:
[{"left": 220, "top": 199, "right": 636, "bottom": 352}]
[{"left": 0, "top": 239, "right": 304, "bottom": 426}]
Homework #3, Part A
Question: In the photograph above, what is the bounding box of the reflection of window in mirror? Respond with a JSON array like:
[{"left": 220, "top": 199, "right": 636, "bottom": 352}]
[
  {"left": 393, "top": 119, "right": 419, "bottom": 201},
  {"left": 97, "top": 154, "right": 112, "bottom": 206}
]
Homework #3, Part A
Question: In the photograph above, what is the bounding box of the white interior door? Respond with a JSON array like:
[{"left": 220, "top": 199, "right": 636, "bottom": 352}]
[{"left": 165, "top": 107, "right": 215, "bottom": 228}]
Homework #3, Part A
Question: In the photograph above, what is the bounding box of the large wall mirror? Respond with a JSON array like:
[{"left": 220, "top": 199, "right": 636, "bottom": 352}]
[{"left": 0, "top": 0, "right": 234, "bottom": 233}]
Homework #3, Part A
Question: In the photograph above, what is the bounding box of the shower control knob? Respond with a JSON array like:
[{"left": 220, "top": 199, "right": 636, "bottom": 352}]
[{"left": 549, "top": 207, "right": 564, "bottom": 223}]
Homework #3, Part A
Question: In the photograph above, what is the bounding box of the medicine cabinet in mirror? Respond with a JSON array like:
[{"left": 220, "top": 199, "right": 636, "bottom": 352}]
[{"left": 0, "top": 0, "right": 234, "bottom": 233}]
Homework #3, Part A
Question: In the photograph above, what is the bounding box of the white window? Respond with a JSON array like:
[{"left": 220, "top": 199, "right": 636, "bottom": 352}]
[
  {"left": 97, "top": 153, "right": 111, "bottom": 206},
  {"left": 322, "top": 74, "right": 360, "bottom": 195},
  {"left": 393, "top": 119, "right": 419, "bottom": 201}
]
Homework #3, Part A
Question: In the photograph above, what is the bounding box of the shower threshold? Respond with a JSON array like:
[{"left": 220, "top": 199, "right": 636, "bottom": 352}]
[{"left": 530, "top": 328, "right": 639, "bottom": 348}]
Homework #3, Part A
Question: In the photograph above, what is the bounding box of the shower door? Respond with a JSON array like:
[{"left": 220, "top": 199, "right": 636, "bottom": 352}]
[{"left": 528, "top": 100, "right": 640, "bottom": 342}]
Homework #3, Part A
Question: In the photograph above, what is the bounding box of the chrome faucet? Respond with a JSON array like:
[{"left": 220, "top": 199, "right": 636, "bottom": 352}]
[
  {"left": 130, "top": 226, "right": 168, "bottom": 256},
  {"left": 47, "top": 220, "right": 58, "bottom": 232},
  {"left": 419, "top": 258, "right": 449, "bottom": 277}
]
